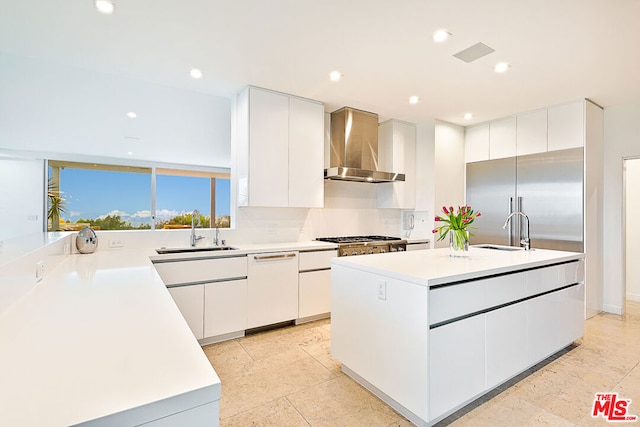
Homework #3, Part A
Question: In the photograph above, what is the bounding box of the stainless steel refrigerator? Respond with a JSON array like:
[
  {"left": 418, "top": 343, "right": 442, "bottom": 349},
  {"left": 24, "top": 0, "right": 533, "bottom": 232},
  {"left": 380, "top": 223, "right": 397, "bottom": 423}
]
[{"left": 466, "top": 147, "right": 583, "bottom": 252}]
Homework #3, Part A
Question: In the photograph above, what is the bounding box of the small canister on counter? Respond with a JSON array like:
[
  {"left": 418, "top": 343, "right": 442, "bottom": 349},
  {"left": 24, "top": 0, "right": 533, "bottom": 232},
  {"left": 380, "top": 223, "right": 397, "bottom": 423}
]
[{"left": 76, "top": 227, "right": 98, "bottom": 254}]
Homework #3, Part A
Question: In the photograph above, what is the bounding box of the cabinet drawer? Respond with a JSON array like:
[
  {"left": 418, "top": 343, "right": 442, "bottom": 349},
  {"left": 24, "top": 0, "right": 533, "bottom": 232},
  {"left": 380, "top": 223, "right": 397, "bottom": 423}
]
[
  {"left": 299, "top": 250, "right": 337, "bottom": 271},
  {"left": 154, "top": 256, "right": 247, "bottom": 286}
]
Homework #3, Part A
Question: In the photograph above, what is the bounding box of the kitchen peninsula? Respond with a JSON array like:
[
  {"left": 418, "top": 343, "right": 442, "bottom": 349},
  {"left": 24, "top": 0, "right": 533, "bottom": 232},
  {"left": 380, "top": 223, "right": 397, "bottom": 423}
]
[{"left": 330, "top": 247, "right": 585, "bottom": 426}]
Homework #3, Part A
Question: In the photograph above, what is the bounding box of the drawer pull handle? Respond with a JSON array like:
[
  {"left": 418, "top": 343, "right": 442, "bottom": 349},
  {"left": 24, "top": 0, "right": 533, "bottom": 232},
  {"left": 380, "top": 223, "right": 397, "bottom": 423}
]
[{"left": 254, "top": 253, "right": 296, "bottom": 261}]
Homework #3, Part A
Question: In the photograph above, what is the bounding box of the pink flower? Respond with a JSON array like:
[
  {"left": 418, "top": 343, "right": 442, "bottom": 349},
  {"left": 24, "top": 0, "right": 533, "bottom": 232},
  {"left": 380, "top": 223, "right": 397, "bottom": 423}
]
[
  {"left": 432, "top": 229, "right": 438, "bottom": 234},
  {"left": 477, "top": 212, "right": 482, "bottom": 217},
  {"left": 442, "top": 206, "right": 449, "bottom": 214},
  {"left": 435, "top": 217, "right": 441, "bottom": 222},
  {"left": 449, "top": 206, "right": 454, "bottom": 214}
]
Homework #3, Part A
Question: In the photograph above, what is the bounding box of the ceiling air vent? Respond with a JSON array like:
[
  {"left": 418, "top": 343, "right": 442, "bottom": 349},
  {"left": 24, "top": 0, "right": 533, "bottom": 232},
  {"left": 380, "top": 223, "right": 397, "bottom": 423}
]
[{"left": 453, "top": 42, "right": 496, "bottom": 63}]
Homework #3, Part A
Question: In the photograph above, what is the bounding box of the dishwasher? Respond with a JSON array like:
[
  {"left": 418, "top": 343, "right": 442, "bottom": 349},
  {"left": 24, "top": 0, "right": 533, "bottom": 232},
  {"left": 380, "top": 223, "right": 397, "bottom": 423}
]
[{"left": 247, "top": 251, "right": 299, "bottom": 329}]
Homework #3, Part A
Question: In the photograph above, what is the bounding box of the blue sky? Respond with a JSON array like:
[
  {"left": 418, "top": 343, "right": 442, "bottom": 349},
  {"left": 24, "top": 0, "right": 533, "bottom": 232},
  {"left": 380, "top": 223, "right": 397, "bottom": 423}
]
[{"left": 56, "top": 168, "right": 230, "bottom": 224}]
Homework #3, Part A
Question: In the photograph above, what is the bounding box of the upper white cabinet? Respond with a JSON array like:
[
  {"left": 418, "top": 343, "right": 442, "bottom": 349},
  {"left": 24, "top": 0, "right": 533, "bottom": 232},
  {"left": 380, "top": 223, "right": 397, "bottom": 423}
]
[
  {"left": 289, "top": 97, "right": 325, "bottom": 207},
  {"left": 377, "top": 120, "right": 416, "bottom": 209},
  {"left": 465, "top": 100, "right": 588, "bottom": 163},
  {"left": 548, "top": 101, "right": 584, "bottom": 151},
  {"left": 516, "top": 109, "right": 547, "bottom": 156},
  {"left": 464, "top": 124, "right": 490, "bottom": 163},
  {"left": 489, "top": 117, "right": 516, "bottom": 160},
  {"left": 235, "top": 86, "right": 324, "bottom": 208}
]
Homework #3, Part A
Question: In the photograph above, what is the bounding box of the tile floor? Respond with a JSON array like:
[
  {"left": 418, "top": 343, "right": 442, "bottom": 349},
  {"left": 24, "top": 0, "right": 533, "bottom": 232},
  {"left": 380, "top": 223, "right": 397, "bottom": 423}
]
[{"left": 202, "top": 301, "right": 640, "bottom": 426}]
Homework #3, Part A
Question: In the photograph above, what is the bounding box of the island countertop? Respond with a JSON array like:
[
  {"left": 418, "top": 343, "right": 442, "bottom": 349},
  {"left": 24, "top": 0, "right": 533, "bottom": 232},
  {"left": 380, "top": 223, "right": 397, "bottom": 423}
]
[{"left": 331, "top": 246, "right": 584, "bottom": 287}]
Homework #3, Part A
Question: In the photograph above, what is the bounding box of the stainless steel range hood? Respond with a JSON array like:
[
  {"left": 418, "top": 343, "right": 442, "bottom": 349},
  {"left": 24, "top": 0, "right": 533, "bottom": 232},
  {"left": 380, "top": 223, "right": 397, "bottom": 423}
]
[{"left": 325, "top": 107, "right": 405, "bottom": 183}]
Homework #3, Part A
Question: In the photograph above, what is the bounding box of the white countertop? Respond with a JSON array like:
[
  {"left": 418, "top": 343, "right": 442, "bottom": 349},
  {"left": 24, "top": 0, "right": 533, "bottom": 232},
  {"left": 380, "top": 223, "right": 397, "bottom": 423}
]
[
  {"left": 149, "top": 240, "right": 337, "bottom": 262},
  {"left": 0, "top": 249, "right": 220, "bottom": 426},
  {"left": 332, "top": 247, "right": 584, "bottom": 286}
]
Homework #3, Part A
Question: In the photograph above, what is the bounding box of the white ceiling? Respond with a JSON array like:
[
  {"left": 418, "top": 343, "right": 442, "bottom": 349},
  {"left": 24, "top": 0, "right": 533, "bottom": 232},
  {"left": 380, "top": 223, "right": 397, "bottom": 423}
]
[{"left": 1, "top": 0, "right": 638, "bottom": 126}]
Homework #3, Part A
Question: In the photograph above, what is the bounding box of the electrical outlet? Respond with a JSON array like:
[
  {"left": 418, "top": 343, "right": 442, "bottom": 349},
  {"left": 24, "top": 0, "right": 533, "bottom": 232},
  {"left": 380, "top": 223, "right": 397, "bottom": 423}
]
[
  {"left": 35, "top": 261, "right": 44, "bottom": 282},
  {"left": 109, "top": 239, "right": 124, "bottom": 248},
  {"left": 267, "top": 224, "right": 277, "bottom": 235},
  {"left": 377, "top": 280, "right": 387, "bottom": 300}
]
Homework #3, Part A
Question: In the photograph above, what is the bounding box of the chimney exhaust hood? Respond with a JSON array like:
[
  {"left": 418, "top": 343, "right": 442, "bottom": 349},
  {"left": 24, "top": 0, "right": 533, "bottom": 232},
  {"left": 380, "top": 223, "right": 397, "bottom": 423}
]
[{"left": 325, "top": 107, "right": 405, "bottom": 183}]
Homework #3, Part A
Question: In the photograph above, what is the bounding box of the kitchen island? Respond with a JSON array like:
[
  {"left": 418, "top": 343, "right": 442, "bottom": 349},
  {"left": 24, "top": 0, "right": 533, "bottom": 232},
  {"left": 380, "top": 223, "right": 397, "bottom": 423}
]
[{"left": 330, "top": 247, "right": 585, "bottom": 426}]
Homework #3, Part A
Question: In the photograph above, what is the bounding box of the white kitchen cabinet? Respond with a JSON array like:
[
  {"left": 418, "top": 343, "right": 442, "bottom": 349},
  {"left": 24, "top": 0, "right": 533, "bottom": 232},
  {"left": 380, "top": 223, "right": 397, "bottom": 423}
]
[
  {"left": 485, "top": 301, "right": 528, "bottom": 389},
  {"left": 153, "top": 256, "right": 248, "bottom": 286},
  {"left": 377, "top": 120, "right": 416, "bottom": 209},
  {"left": 204, "top": 279, "right": 247, "bottom": 338},
  {"left": 298, "top": 249, "right": 337, "bottom": 321},
  {"left": 168, "top": 285, "right": 204, "bottom": 340},
  {"left": 489, "top": 117, "right": 516, "bottom": 159},
  {"left": 464, "top": 124, "right": 490, "bottom": 163},
  {"left": 289, "top": 97, "right": 325, "bottom": 207},
  {"left": 235, "top": 86, "right": 324, "bottom": 208},
  {"left": 547, "top": 100, "right": 584, "bottom": 151},
  {"left": 247, "top": 251, "right": 299, "bottom": 328},
  {"left": 429, "top": 315, "right": 486, "bottom": 420},
  {"left": 246, "top": 87, "right": 289, "bottom": 207},
  {"left": 516, "top": 109, "right": 547, "bottom": 156}
]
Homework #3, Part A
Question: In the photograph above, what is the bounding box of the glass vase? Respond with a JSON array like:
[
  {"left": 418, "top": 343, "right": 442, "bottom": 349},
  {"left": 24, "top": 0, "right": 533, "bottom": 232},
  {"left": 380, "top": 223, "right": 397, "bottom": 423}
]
[{"left": 449, "top": 229, "right": 469, "bottom": 257}]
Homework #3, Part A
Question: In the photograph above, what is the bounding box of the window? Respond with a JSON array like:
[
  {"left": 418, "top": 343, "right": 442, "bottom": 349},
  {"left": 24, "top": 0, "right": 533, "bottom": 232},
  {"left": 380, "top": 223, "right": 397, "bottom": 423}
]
[{"left": 47, "top": 161, "right": 230, "bottom": 231}]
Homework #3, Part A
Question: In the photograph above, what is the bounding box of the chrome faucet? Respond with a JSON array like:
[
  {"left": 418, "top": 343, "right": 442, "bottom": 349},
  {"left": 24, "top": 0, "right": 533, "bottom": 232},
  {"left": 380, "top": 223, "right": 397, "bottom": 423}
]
[
  {"left": 190, "top": 209, "right": 205, "bottom": 247},
  {"left": 214, "top": 225, "right": 220, "bottom": 246},
  {"left": 502, "top": 211, "right": 531, "bottom": 250}
]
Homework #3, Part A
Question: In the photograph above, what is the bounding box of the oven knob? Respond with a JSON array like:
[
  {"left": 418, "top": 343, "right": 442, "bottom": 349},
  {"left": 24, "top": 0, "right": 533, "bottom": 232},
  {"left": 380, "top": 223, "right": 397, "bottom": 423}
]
[
  {"left": 352, "top": 250, "right": 358, "bottom": 256},
  {"left": 380, "top": 249, "right": 386, "bottom": 253},
  {"left": 398, "top": 247, "right": 405, "bottom": 251},
  {"left": 368, "top": 248, "right": 374, "bottom": 254},
  {"left": 342, "top": 250, "right": 349, "bottom": 256},
  {"left": 391, "top": 247, "right": 397, "bottom": 252},
  {"left": 360, "top": 249, "right": 366, "bottom": 255}
]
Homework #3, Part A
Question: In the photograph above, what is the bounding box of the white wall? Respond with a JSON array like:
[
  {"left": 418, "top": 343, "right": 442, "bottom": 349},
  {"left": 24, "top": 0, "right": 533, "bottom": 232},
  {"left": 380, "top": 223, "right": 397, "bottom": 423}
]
[
  {"left": 603, "top": 101, "right": 640, "bottom": 314},
  {"left": 0, "top": 157, "right": 44, "bottom": 242},
  {"left": 626, "top": 158, "right": 640, "bottom": 302},
  {"left": 433, "top": 121, "right": 465, "bottom": 248},
  {"left": 0, "top": 53, "right": 231, "bottom": 168}
]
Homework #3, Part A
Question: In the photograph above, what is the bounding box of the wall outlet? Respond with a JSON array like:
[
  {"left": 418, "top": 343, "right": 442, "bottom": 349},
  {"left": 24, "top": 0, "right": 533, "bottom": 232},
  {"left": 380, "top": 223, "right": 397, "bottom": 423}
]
[
  {"left": 267, "top": 224, "right": 277, "bottom": 235},
  {"left": 377, "top": 280, "right": 387, "bottom": 301},
  {"left": 36, "top": 261, "right": 44, "bottom": 282},
  {"left": 109, "top": 239, "right": 124, "bottom": 248}
]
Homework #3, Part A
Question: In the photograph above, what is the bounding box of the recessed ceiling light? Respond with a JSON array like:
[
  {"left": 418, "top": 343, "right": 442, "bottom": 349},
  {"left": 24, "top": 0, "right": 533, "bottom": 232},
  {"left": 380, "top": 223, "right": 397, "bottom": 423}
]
[
  {"left": 433, "top": 29, "right": 452, "bottom": 43},
  {"left": 94, "top": 0, "right": 114, "bottom": 15},
  {"left": 127, "top": 151, "right": 133, "bottom": 156},
  {"left": 464, "top": 113, "right": 474, "bottom": 120},
  {"left": 126, "top": 112, "right": 137, "bottom": 119},
  {"left": 409, "top": 96, "right": 420, "bottom": 105},
  {"left": 190, "top": 68, "right": 203, "bottom": 79},
  {"left": 329, "top": 70, "right": 342, "bottom": 82},
  {"left": 494, "top": 62, "right": 510, "bottom": 73}
]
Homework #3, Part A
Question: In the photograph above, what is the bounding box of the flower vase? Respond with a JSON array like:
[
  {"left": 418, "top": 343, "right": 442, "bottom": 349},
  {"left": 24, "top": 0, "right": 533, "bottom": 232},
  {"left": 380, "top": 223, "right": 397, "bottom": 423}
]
[{"left": 449, "top": 230, "right": 469, "bottom": 257}]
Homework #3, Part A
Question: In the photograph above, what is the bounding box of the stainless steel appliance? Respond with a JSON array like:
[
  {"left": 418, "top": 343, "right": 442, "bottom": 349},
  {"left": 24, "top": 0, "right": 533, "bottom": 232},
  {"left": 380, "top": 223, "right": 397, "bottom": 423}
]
[
  {"left": 324, "top": 107, "right": 405, "bottom": 183},
  {"left": 466, "top": 147, "right": 583, "bottom": 252},
  {"left": 315, "top": 236, "right": 407, "bottom": 256}
]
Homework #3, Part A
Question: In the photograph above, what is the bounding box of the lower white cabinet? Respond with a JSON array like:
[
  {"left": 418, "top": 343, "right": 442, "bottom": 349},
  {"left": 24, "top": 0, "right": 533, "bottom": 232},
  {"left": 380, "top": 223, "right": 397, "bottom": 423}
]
[
  {"left": 247, "top": 251, "right": 299, "bottom": 329},
  {"left": 204, "top": 279, "right": 247, "bottom": 337},
  {"left": 298, "top": 270, "right": 331, "bottom": 318},
  {"left": 485, "top": 301, "right": 528, "bottom": 389},
  {"left": 168, "top": 285, "right": 204, "bottom": 340},
  {"left": 429, "top": 315, "right": 486, "bottom": 420}
]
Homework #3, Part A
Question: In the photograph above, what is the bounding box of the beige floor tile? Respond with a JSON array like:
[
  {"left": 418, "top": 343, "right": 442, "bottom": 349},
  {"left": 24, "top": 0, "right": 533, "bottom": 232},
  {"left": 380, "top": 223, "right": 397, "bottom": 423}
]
[
  {"left": 219, "top": 348, "right": 336, "bottom": 418},
  {"left": 451, "top": 393, "right": 575, "bottom": 426},
  {"left": 287, "top": 375, "right": 406, "bottom": 427},
  {"left": 202, "top": 339, "right": 254, "bottom": 381},
  {"left": 300, "top": 338, "right": 343, "bottom": 376},
  {"left": 220, "top": 397, "right": 310, "bottom": 427},
  {"left": 239, "top": 321, "right": 331, "bottom": 361}
]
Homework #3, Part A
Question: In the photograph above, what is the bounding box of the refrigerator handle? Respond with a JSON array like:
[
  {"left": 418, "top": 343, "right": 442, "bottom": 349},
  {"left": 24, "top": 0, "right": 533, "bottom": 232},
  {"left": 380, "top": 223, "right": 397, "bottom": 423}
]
[{"left": 508, "top": 197, "right": 513, "bottom": 246}]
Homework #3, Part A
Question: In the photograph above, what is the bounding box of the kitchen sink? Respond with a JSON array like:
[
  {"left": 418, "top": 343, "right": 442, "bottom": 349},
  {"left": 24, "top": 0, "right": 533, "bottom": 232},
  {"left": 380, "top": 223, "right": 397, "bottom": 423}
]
[
  {"left": 155, "top": 246, "right": 238, "bottom": 254},
  {"left": 473, "top": 244, "right": 526, "bottom": 252}
]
